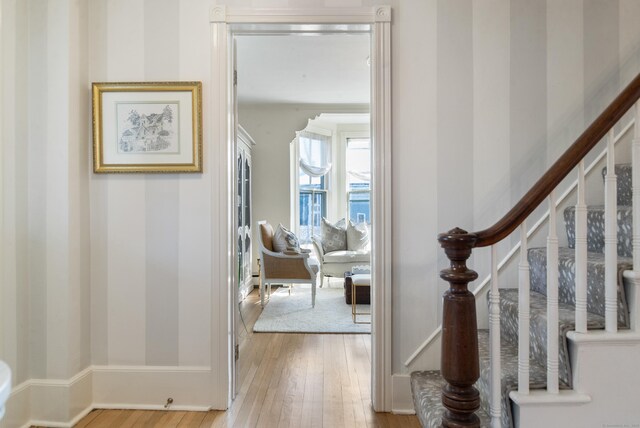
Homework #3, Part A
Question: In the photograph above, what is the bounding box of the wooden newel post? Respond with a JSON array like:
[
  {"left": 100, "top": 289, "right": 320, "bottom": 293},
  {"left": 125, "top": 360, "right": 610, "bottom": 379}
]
[{"left": 438, "top": 227, "right": 480, "bottom": 428}]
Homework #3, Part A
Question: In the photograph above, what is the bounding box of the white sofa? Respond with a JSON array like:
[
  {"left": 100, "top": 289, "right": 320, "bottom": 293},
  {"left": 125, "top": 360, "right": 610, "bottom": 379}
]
[{"left": 311, "top": 236, "right": 370, "bottom": 287}]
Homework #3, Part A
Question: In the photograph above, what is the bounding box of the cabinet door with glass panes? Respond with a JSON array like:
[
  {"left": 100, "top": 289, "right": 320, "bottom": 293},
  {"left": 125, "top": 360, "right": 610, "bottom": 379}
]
[{"left": 237, "top": 125, "right": 255, "bottom": 301}]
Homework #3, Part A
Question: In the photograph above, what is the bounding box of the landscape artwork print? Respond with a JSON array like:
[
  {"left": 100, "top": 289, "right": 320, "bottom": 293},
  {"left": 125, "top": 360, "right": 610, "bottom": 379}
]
[
  {"left": 92, "top": 81, "right": 202, "bottom": 173},
  {"left": 116, "top": 102, "right": 179, "bottom": 154}
]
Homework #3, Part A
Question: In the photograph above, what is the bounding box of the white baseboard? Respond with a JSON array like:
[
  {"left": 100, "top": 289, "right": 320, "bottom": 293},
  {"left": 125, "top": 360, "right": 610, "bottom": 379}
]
[
  {"left": 2, "top": 381, "right": 30, "bottom": 428},
  {"left": 391, "top": 374, "right": 415, "bottom": 415},
  {"left": 92, "top": 365, "right": 212, "bottom": 411},
  {"left": 2, "top": 367, "right": 93, "bottom": 428},
  {"left": 1, "top": 365, "right": 213, "bottom": 428}
]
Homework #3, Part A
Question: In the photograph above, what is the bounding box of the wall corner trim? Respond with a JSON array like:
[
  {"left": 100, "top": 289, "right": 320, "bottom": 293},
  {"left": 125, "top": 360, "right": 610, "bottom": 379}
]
[{"left": 391, "top": 374, "right": 416, "bottom": 415}]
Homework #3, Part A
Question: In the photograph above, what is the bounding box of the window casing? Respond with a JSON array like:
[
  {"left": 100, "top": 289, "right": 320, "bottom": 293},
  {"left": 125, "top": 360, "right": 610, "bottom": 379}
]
[{"left": 346, "top": 137, "right": 371, "bottom": 224}]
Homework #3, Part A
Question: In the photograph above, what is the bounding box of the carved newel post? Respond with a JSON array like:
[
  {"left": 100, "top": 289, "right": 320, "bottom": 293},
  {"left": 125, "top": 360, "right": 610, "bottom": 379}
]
[{"left": 438, "top": 228, "right": 480, "bottom": 428}]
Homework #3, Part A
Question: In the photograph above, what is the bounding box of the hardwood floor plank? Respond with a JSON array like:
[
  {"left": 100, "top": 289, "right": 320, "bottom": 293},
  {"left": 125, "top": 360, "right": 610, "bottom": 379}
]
[
  {"left": 83, "top": 409, "right": 123, "bottom": 427},
  {"left": 245, "top": 333, "right": 289, "bottom": 427},
  {"left": 73, "top": 289, "right": 419, "bottom": 428},
  {"left": 199, "top": 410, "right": 226, "bottom": 428},
  {"left": 176, "top": 411, "right": 207, "bottom": 427},
  {"left": 72, "top": 409, "right": 103, "bottom": 427},
  {"left": 276, "top": 334, "right": 306, "bottom": 428},
  {"left": 112, "top": 409, "right": 150, "bottom": 427},
  {"left": 323, "top": 335, "right": 345, "bottom": 428}
]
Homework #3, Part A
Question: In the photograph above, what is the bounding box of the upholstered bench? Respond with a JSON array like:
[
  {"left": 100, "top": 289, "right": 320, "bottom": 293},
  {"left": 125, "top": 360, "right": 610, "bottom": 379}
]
[
  {"left": 345, "top": 273, "right": 371, "bottom": 323},
  {"left": 344, "top": 270, "right": 371, "bottom": 305}
]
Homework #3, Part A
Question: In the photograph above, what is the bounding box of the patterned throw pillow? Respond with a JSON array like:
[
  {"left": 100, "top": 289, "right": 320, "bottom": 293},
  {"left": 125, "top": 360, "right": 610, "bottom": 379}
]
[
  {"left": 347, "top": 220, "right": 370, "bottom": 251},
  {"left": 320, "top": 218, "right": 347, "bottom": 253},
  {"left": 273, "top": 224, "right": 301, "bottom": 253}
]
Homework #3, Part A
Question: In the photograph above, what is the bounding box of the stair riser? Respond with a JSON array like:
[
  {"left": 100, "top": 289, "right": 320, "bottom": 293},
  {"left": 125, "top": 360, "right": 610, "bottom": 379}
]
[
  {"left": 528, "top": 248, "right": 630, "bottom": 326},
  {"left": 564, "top": 206, "right": 632, "bottom": 258},
  {"left": 498, "top": 293, "right": 570, "bottom": 386},
  {"left": 602, "top": 164, "right": 632, "bottom": 206}
]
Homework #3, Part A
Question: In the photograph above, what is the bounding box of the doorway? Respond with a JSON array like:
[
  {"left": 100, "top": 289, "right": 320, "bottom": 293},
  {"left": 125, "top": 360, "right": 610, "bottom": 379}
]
[{"left": 210, "top": 6, "right": 392, "bottom": 412}]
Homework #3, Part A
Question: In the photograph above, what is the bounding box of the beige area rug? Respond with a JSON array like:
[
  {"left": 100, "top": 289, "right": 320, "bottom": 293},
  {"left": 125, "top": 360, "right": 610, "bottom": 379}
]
[{"left": 253, "top": 284, "right": 371, "bottom": 334}]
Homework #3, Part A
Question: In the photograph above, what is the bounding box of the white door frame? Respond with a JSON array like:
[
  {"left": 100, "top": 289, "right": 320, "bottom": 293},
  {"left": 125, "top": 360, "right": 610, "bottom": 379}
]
[{"left": 210, "top": 6, "right": 392, "bottom": 411}]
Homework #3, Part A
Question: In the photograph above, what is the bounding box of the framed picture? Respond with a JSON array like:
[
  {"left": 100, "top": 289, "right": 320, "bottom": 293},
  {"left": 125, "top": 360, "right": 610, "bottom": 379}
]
[{"left": 92, "top": 81, "right": 203, "bottom": 173}]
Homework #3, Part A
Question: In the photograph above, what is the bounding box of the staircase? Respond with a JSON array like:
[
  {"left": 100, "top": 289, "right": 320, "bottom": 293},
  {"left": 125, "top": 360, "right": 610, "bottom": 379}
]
[
  {"left": 409, "top": 72, "right": 640, "bottom": 428},
  {"left": 410, "top": 164, "right": 633, "bottom": 428}
]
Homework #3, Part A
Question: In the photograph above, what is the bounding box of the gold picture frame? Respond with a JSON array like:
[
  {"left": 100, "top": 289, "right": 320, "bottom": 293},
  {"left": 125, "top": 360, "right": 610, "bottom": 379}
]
[{"left": 92, "top": 81, "right": 203, "bottom": 173}]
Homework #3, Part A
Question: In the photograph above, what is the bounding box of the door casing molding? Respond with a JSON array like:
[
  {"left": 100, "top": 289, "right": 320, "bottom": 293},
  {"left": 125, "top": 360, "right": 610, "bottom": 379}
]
[{"left": 210, "top": 5, "right": 392, "bottom": 411}]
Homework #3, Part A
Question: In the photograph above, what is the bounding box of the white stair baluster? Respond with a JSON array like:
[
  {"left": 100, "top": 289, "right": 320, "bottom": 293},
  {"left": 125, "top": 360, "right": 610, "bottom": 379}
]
[
  {"left": 518, "top": 222, "right": 530, "bottom": 394},
  {"left": 632, "top": 103, "right": 640, "bottom": 331},
  {"left": 634, "top": 104, "right": 640, "bottom": 273},
  {"left": 575, "top": 160, "right": 588, "bottom": 333},
  {"left": 547, "top": 191, "right": 559, "bottom": 394},
  {"left": 605, "top": 128, "right": 618, "bottom": 333},
  {"left": 489, "top": 245, "right": 501, "bottom": 428}
]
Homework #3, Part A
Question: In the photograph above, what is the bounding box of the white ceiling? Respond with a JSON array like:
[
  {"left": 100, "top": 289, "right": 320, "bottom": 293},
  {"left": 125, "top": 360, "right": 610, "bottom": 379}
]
[{"left": 236, "top": 34, "right": 371, "bottom": 105}]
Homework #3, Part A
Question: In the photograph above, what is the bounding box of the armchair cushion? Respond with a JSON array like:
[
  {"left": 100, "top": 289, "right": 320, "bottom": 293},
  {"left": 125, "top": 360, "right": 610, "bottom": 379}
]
[
  {"left": 320, "top": 217, "right": 347, "bottom": 253},
  {"left": 346, "top": 220, "right": 370, "bottom": 251},
  {"left": 323, "top": 250, "right": 370, "bottom": 264},
  {"left": 260, "top": 222, "right": 275, "bottom": 251},
  {"left": 273, "top": 223, "right": 301, "bottom": 253}
]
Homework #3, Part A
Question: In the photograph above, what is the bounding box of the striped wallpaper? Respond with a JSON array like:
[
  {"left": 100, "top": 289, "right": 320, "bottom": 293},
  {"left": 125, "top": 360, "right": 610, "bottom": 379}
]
[
  {"left": 89, "top": 0, "right": 214, "bottom": 368},
  {"left": 2, "top": 0, "right": 640, "bottom": 389}
]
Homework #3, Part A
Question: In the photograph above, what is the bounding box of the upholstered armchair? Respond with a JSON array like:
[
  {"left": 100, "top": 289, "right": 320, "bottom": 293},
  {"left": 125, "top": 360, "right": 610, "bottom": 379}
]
[{"left": 257, "top": 221, "right": 319, "bottom": 308}]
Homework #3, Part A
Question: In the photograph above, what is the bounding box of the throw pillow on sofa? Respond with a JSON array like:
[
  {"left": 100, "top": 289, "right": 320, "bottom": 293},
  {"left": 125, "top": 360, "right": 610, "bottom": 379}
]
[
  {"left": 320, "top": 217, "right": 347, "bottom": 253},
  {"left": 347, "top": 220, "right": 369, "bottom": 251},
  {"left": 273, "top": 223, "right": 301, "bottom": 253}
]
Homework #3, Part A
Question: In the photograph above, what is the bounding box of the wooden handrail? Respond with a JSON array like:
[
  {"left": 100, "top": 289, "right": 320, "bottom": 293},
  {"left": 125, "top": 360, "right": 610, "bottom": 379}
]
[{"left": 474, "top": 71, "right": 640, "bottom": 247}]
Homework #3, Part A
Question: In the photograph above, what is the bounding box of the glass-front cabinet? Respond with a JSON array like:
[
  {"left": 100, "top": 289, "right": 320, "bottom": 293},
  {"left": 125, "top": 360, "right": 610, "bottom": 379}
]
[{"left": 237, "top": 125, "right": 255, "bottom": 301}]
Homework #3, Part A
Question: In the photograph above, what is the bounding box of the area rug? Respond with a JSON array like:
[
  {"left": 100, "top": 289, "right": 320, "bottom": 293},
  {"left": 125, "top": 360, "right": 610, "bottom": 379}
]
[{"left": 253, "top": 285, "right": 371, "bottom": 334}]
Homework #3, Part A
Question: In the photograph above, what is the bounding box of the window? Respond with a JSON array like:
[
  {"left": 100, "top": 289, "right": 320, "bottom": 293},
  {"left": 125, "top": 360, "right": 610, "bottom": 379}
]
[
  {"left": 299, "top": 174, "right": 327, "bottom": 243},
  {"left": 291, "top": 118, "right": 370, "bottom": 243},
  {"left": 346, "top": 137, "right": 371, "bottom": 224},
  {"left": 296, "top": 131, "right": 332, "bottom": 244}
]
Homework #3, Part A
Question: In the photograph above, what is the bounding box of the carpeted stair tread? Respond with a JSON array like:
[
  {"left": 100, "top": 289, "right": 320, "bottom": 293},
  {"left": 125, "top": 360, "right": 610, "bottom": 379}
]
[
  {"left": 564, "top": 205, "right": 632, "bottom": 257},
  {"left": 497, "top": 288, "right": 615, "bottom": 390},
  {"left": 410, "top": 370, "right": 491, "bottom": 428},
  {"left": 602, "top": 163, "right": 632, "bottom": 206},
  {"left": 528, "top": 247, "right": 631, "bottom": 326}
]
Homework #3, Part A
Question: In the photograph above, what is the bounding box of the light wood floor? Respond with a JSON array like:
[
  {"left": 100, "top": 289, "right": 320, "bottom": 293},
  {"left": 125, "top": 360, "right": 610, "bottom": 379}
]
[{"left": 71, "top": 288, "right": 420, "bottom": 428}]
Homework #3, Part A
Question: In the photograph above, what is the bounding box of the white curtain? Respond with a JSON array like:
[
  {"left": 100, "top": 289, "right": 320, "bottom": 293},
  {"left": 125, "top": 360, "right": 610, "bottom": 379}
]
[
  {"left": 347, "top": 170, "right": 371, "bottom": 182},
  {"left": 298, "top": 131, "right": 332, "bottom": 177}
]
